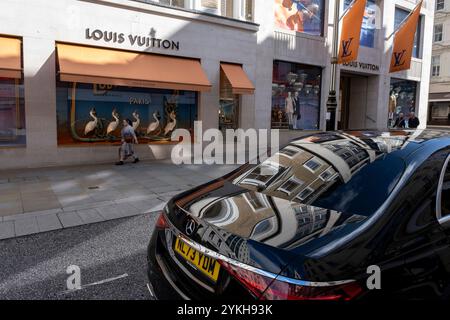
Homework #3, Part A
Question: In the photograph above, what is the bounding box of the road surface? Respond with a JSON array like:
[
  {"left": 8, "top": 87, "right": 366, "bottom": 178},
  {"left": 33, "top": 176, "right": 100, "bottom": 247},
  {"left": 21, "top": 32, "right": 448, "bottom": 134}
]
[{"left": 0, "top": 213, "right": 158, "bottom": 300}]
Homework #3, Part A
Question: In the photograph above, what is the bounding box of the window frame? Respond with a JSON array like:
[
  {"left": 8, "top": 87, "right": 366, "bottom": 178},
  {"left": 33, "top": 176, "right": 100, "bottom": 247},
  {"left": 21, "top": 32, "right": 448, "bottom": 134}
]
[
  {"left": 432, "top": 55, "right": 441, "bottom": 77},
  {"left": 437, "top": 154, "right": 450, "bottom": 226},
  {"left": 436, "top": 0, "right": 445, "bottom": 11},
  {"left": 195, "top": 0, "right": 221, "bottom": 15},
  {"left": 434, "top": 24, "right": 443, "bottom": 43},
  {"left": 278, "top": 176, "right": 305, "bottom": 195},
  {"left": 304, "top": 157, "right": 323, "bottom": 173},
  {"left": 297, "top": 186, "right": 315, "bottom": 201}
]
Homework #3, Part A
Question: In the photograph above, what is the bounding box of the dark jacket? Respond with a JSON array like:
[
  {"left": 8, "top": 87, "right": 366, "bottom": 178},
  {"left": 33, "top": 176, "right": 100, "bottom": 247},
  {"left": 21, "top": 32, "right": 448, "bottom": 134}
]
[
  {"left": 408, "top": 117, "right": 420, "bottom": 129},
  {"left": 394, "top": 117, "right": 405, "bottom": 128}
]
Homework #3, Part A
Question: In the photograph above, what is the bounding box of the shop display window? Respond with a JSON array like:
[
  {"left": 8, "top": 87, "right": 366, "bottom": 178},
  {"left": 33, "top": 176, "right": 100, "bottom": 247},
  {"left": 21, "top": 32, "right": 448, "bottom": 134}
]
[
  {"left": 0, "top": 78, "right": 25, "bottom": 146},
  {"left": 272, "top": 61, "right": 321, "bottom": 130},
  {"left": 429, "top": 102, "right": 450, "bottom": 126},
  {"left": 274, "top": 0, "right": 325, "bottom": 37},
  {"left": 56, "top": 82, "right": 197, "bottom": 145},
  {"left": 388, "top": 78, "right": 418, "bottom": 128}
]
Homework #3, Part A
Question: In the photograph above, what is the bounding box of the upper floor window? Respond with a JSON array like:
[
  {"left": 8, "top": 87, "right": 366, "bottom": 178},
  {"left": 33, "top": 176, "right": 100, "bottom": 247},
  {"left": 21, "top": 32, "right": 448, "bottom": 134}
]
[
  {"left": 395, "top": 7, "right": 422, "bottom": 59},
  {"left": 436, "top": 0, "right": 445, "bottom": 11},
  {"left": 158, "top": 0, "right": 186, "bottom": 8},
  {"left": 196, "top": 0, "right": 220, "bottom": 13},
  {"left": 274, "top": 0, "right": 325, "bottom": 37},
  {"left": 438, "top": 155, "right": 450, "bottom": 221},
  {"left": 149, "top": 0, "right": 253, "bottom": 21},
  {"left": 344, "top": 0, "right": 378, "bottom": 48},
  {"left": 431, "top": 55, "right": 440, "bottom": 77},
  {"left": 434, "top": 24, "right": 443, "bottom": 42}
]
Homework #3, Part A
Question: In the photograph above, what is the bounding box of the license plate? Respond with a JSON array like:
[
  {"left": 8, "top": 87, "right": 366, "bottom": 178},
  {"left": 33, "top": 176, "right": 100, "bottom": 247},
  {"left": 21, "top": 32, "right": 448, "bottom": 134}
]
[{"left": 174, "top": 237, "right": 221, "bottom": 282}]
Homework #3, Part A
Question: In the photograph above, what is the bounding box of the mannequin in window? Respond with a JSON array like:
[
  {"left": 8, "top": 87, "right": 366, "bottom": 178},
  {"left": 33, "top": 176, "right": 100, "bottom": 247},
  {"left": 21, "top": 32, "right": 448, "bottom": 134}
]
[
  {"left": 285, "top": 92, "right": 295, "bottom": 129},
  {"left": 389, "top": 91, "right": 397, "bottom": 127},
  {"left": 293, "top": 91, "right": 301, "bottom": 129}
]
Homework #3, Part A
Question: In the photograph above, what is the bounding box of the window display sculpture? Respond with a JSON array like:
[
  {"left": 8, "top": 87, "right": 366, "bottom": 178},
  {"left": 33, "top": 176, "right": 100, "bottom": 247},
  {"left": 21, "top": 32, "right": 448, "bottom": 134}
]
[
  {"left": 144, "top": 96, "right": 178, "bottom": 141},
  {"left": 147, "top": 111, "right": 161, "bottom": 135},
  {"left": 106, "top": 109, "right": 120, "bottom": 136},
  {"left": 84, "top": 108, "right": 98, "bottom": 136},
  {"left": 132, "top": 110, "right": 141, "bottom": 132}
]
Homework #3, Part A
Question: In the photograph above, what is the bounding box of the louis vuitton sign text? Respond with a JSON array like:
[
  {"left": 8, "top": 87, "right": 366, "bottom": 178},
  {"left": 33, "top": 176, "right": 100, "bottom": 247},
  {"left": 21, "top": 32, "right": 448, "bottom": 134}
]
[{"left": 85, "top": 28, "right": 180, "bottom": 51}]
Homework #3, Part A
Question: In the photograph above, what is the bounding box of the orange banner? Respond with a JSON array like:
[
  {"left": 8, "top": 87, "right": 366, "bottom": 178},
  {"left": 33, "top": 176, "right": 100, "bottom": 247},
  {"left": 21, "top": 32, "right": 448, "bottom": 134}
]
[
  {"left": 389, "top": 0, "right": 423, "bottom": 73},
  {"left": 338, "top": 0, "right": 367, "bottom": 64}
]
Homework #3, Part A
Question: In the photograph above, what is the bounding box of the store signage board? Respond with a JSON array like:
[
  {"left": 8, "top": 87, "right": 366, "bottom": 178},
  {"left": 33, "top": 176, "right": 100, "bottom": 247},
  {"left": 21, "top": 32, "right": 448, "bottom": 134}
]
[
  {"left": 342, "top": 61, "right": 380, "bottom": 73},
  {"left": 85, "top": 28, "right": 180, "bottom": 51}
]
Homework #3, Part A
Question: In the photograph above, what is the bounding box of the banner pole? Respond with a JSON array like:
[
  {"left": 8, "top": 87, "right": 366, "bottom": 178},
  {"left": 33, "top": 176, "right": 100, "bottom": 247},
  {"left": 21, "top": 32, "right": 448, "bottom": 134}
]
[
  {"left": 326, "top": 0, "right": 341, "bottom": 131},
  {"left": 339, "top": 0, "right": 355, "bottom": 21}
]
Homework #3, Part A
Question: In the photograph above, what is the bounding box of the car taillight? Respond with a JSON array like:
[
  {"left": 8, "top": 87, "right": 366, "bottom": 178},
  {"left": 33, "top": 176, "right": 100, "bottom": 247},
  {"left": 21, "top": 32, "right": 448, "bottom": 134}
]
[
  {"left": 219, "top": 260, "right": 363, "bottom": 301},
  {"left": 155, "top": 212, "right": 169, "bottom": 229}
]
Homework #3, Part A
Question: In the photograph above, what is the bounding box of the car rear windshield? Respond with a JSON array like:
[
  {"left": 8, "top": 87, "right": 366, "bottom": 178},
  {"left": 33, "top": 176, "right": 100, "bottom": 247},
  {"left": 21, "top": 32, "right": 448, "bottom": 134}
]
[{"left": 232, "top": 145, "right": 406, "bottom": 217}]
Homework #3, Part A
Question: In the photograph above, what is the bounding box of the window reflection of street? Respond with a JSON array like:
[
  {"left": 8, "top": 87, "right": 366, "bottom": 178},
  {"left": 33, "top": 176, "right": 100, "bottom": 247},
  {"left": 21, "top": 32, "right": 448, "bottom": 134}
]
[{"left": 174, "top": 130, "right": 445, "bottom": 265}]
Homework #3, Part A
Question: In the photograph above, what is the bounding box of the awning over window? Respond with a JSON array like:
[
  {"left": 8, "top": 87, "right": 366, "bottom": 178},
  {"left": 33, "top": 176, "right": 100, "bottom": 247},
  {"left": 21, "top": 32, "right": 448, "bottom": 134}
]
[
  {"left": 56, "top": 43, "right": 212, "bottom": 92},
  {"left": 0, "top": 37, "right": 22, "bottom": 79},
  {"left": 220, "top": 63, "right": 255, "bottom": 95}
]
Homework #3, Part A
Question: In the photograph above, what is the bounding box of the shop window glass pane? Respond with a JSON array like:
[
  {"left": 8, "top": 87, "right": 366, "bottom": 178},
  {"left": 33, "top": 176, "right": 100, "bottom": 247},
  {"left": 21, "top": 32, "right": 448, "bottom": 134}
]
[
  {"left": 344, "top": 0, "right": 378, "bottom": 48},
  {"left": 219, "top": 69, "right": 239, "bottom": 131},
  {"left": 56, "top": 82, "right": 197, "bottom": 145},
  {"left": 428, "top": 102, "right": 450, "bottom": 126},
  {"left": 272, "top": 60, "right": 321, "bottom": 130},
  {"left": 395, "top": 7, "right": 422, "bottom": 58},
  {"left": 0, "top": 78, "right": 25, "bottom": 146},
  {"left": 274, "top": 0, "right": 325, "bottom": 37},
  {"left": 388, "top": 78, "right": 418, "bottom": 129}
]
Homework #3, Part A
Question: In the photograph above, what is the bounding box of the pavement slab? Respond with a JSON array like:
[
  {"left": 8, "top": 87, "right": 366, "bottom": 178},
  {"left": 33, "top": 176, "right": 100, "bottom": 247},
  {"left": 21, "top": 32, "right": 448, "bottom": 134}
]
[{"left": 0, "top": 160, "right": 239, "bottom": 239}]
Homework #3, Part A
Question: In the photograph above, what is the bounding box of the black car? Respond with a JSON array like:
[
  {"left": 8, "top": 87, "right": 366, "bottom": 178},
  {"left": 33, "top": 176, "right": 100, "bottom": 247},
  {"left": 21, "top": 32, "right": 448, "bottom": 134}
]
[{"left": 147, "top": 130, "right": 450, "bottom": 300}]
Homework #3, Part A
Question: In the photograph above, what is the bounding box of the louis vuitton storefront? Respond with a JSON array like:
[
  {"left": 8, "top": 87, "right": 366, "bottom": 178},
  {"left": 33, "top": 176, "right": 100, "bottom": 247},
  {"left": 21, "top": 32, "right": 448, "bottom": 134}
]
[{"left": 0, "top": 0, "right": 257, "bottom": 169}]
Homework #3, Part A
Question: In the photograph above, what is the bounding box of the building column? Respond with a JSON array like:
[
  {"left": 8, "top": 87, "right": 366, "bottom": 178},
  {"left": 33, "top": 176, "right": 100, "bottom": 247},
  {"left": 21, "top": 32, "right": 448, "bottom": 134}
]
[{"left": 23, "top": 37, "right": 58, "bottom": 167}]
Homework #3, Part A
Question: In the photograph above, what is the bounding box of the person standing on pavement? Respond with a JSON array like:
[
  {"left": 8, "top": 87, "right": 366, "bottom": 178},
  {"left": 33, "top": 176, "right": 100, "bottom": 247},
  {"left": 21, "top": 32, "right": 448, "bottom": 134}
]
[
  {"left": 407, "top": 112, "right": 420, "bottom": 129},
  {"left": 116, "top": 119, "right": 139, "bottom": 165}
]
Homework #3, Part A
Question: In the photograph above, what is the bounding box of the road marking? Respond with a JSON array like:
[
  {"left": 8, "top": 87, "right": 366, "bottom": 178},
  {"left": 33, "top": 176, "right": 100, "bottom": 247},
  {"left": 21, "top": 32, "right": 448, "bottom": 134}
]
[
  {"left": 62, "top": 273, "right": 129, "bottom": 294},
  {"left": 146, "top": 283, "right": 156, "bottom": 299}
]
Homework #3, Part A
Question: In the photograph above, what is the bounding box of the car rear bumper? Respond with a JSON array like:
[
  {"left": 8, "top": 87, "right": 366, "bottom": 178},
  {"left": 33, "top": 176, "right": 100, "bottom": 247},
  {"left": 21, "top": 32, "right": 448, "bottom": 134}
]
[
  {"left": 147, "top": 227, "right": 255, "bottom": 301},
  {"left": 147, "top": 230, "right": 185, "bottom": 300}
]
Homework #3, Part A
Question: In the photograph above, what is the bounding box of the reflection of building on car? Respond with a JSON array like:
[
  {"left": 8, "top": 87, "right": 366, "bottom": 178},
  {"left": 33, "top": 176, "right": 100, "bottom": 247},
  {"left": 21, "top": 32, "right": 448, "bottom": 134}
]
[{"left": 148, "top": 129, "right": 450, "bottom": 300}]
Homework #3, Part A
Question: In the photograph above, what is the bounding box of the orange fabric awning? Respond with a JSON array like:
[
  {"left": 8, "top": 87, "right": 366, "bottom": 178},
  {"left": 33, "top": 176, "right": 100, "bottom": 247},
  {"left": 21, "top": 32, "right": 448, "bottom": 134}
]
[
  {"left": 220, "top": 63, "right": 254, "bottom": 95},
  {"left": 56, "top": 43, "right": 212, "bottom": 92},
  {"left": 0, "top": 37, "right": 22, "bottom": 79}
]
